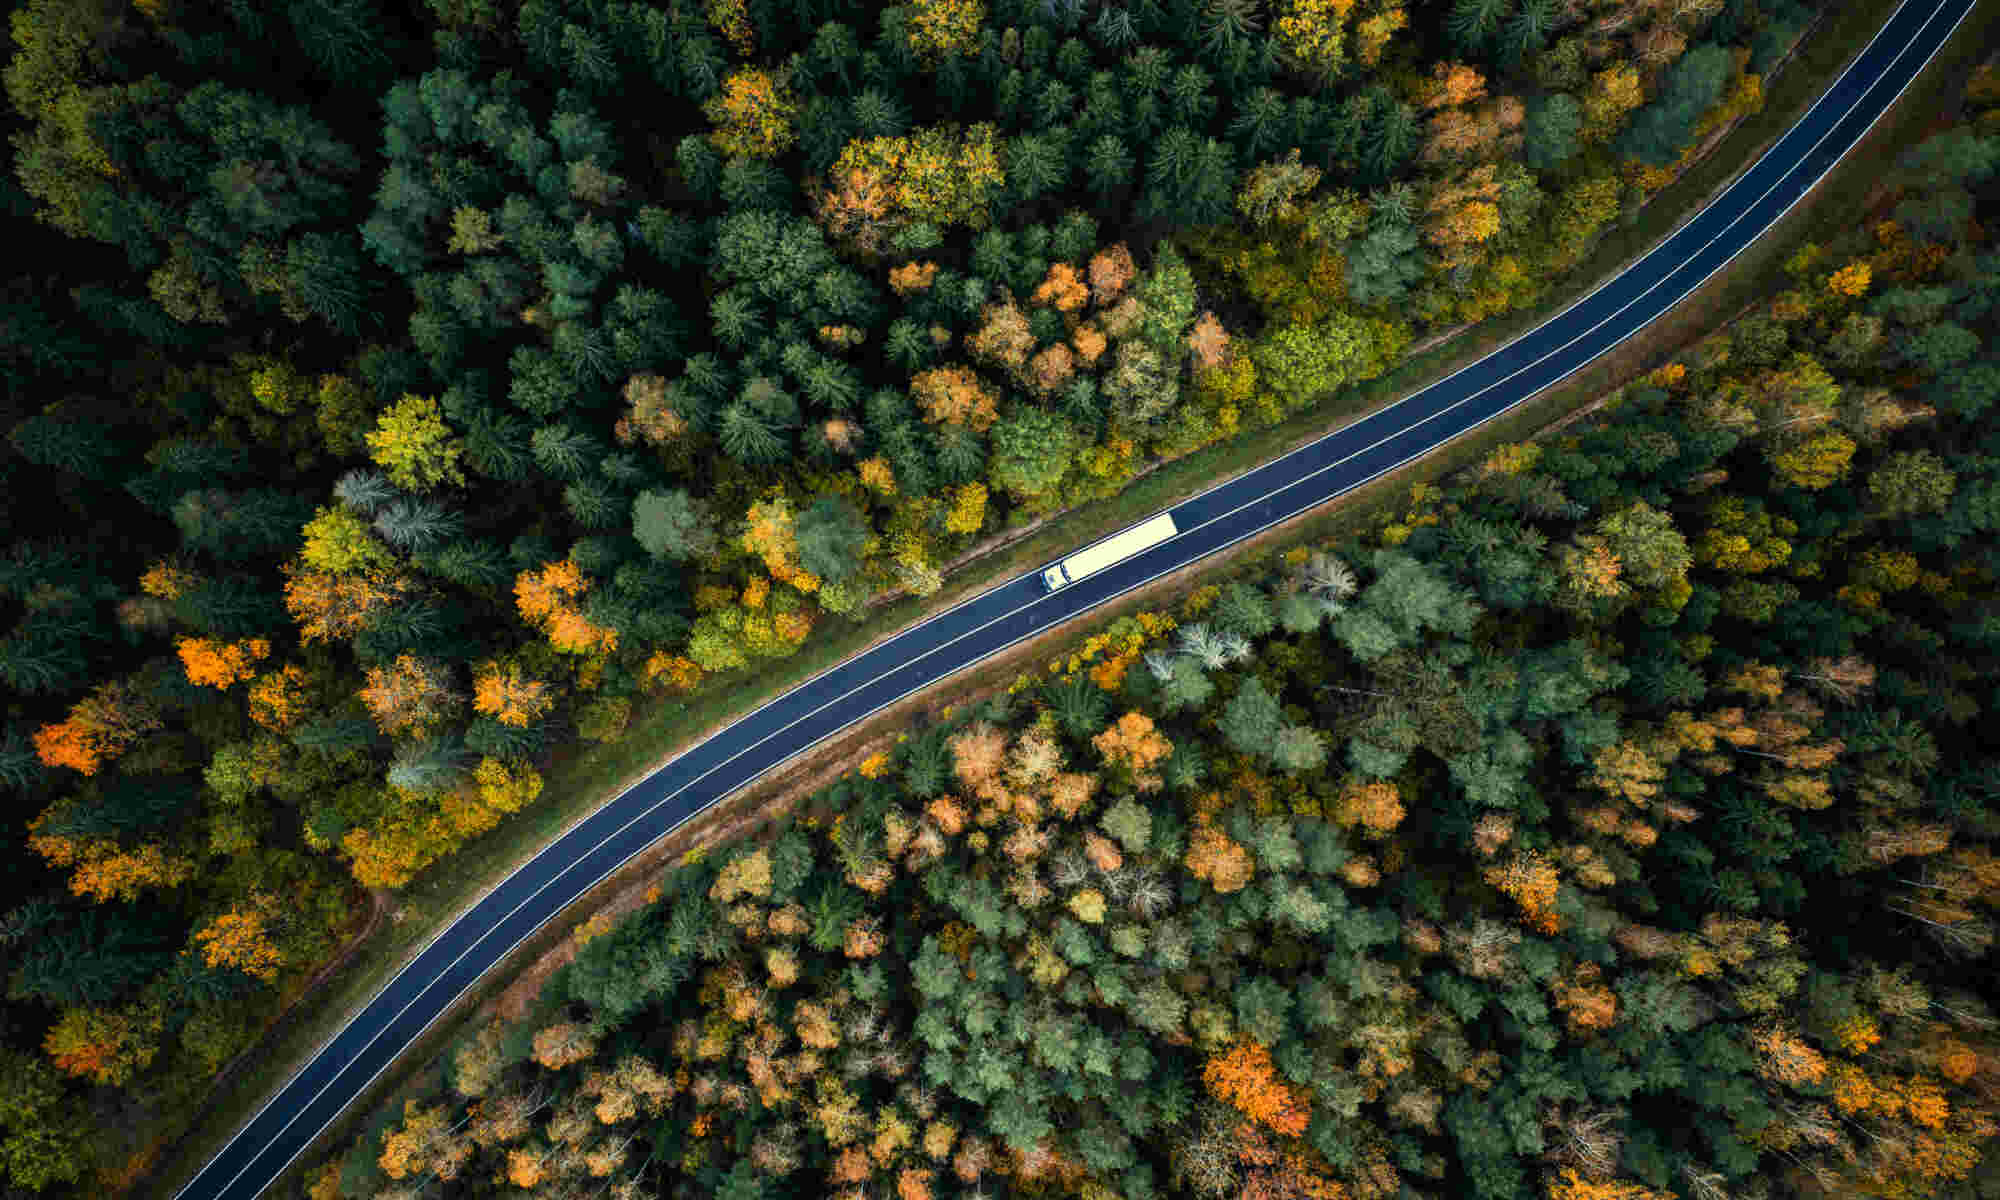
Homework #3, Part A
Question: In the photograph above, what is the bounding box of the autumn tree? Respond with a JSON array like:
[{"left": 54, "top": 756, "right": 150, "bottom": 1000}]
[
  {"left": 515, "top": 559, "right": 618, "bottom": 655},
  {"left": 1333, "top": 780, "right": 1405, "bottom": 838},
  {"left": 379, "top": 1100, "right": 473, "bottom": 1182},
  {"left": 300, "top": 505, "right": 394, "bottom": 574},
  {"left": 705, "top": 69, "right": 799, "bottom": 161},
  {"left": 359, "top": 654, "right": 462, "bottom": 736},
  {"left": 1093, "top": 711, "right": 1172, "bottom": 781},
  {"left": 366, "top": 394, "right": 465, "bottom": 492},
  {"left": 43, "top": 1007, "right": 157, "bottom": 1087},
  {"left": 906, "top": 0, "right": 984, "bottom": 61},
  {"left": 473, "top": 660, "right": 555, "bottom": 728},
  {"left": 825, "top": 125, "right": 1004, "bottom": 235},
  {"left": 285, "top": 568, "right": 400, "bottom": 643},
  {"left": 1202, "top": 1038, "right": 1308, "bottom": 1136},
  {"left": 1185, "top": 815, "right": 1255, "bottom": 894},
  {"left": 247, "top": 664, "right": 311, "bottom": 731},
  {"left": 192, "top": 894, "right": 286, "bottom": 982},
  {"left": 1272, "top": 0, "right": 1358, "bottom": 83},
  {"left": 532, "top": 1022, "right": 598, "bottom": 1071},
  {"left": 1485, "top": 849, "right": 1562, "bottom": 933},
  {"left": 177, "top": 635, "right": 271, "bottom": 689},
  {"left": 911, "top": 366, "right": 1000, "bottom": 432},
  {"left": 33, "top": 680, "right": 163, "bottom": 776}
]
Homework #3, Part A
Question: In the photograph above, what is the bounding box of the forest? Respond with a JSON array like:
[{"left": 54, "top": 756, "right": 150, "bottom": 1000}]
[
  {"left": 300, "top": 85, "right": 2000, "bottom": 1200},
  {"left": 0, "top": 0, "right": 1973, "bottom": 1190}
]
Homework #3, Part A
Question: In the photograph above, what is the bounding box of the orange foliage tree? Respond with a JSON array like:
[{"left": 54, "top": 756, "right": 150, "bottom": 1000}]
[
  {"left": 176, "top": 635, "right": 271, "bottom": 689},
  {"left": 1484, "top": 849, "right": 1563, "bottom": 933},
  {"left": 910, "top": 366, "right": 1000, "bottom": 432},
  {"left": 472, "top": 659, "right": 556, "bottom": 727},
  {"left": 26, "top": 818, "right": 195, "bottom": 901},
  {"left": 1543, "top": 1168, "right": 1676, "bottom": 1200},
  {"left": 359, "top": 654, "right": 462, "bottom": 735},
  {"left": 43, "top": 1006, "right": 158, "bottom": 1086},
  {"left": 1185, "top": 815, "right": 1255, "bottom": 894},
  {"left": 1420, "top": 62, "right": 1487, "bottom": 111},
  {"left": 1092, "top": 711, "right": 1172, "bottom": 774},
  {"left": 284, "top": 567, "right": 400, "bottom": 642},
  {"left": 1030, "top": 263, "right": 1089, "bottom": 314},
  {"left": 514, "top": 559, "right": 618, "bottom": 655},
  {"left": 889, "top": 261, "right": 938, "bottom": 295},
  {"left": 1750, "top": 1025, "right": 1828, "bottom": 1089},
  {"left": 247, "top": 664, "right": 311, "bottom": 731},
  {"left": 32, "top": 679, "right": 163, "bottom": 775},
  {"left": 533, "top": 1022, "right": 598, "bottom": 1070},
  {"left": 1333, "top": 780, "right": 1405, "bottom": 838},
  {"left": 1827, "top": 261, "right": 1872, "bottom": 298},
  {"left": 1087, "top": 244, "right": 1136, "bottom": 305},
  {"left": 192, "top": 894, "right": 286, "bottom": 982},
  {"left": 1187, "top": 312, "right": 1231, "bottom": 370},
  {"left": 1202, "top": 1038, "right": 1309, "bottom": 1136}
]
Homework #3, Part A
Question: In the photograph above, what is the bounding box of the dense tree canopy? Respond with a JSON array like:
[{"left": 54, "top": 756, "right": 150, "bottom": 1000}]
[{"left": 0, "top": 0, "right": 1967, "bottom": 1190}]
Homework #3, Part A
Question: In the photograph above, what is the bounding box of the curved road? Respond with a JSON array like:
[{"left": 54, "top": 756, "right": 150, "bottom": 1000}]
[{"left": 179, "top": 0, "right": 1972, "bottom": 1195}]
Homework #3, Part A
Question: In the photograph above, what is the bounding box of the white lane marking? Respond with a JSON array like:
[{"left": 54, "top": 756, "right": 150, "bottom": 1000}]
[{"left": 185, "top": 2, "right": 1962, "bottom": 1194}]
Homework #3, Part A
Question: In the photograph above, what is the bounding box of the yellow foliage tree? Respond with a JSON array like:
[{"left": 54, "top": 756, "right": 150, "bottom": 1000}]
[
  {"left": 1425, "top": 165, "right": 1503, "bottom": 268},
  {"left": 365, "top": 394, "right": 465, "bottom": 492},
  {"left": 1581, "top": 64, "right": 1645, "bottom": 143},
  {"left": 703, "top": 68, "right": 799, "bottom": 161},
  {"left": 944, "top": 482, "right": 988, "bottom": 534},
  {"left": 906, "top": 0, "right": 984, "bottom": 62},
  {"left": 826, "top": 124, "right": 1004, "bottom": 234},
  {"left": 299, "top": 505, "right": 394, "bottom": 574},
  {"left": 1828, "top": 261, "right": 1872, "bottom": 297},
  {"left": 1273, "top": 0, "right": 1357, "bottom": 83},
  {"left": 473, "top": 758, "right": 544, "bottom": 815},
  {"left": 192, "top": 894, "right": 286, "bottom": 982}
]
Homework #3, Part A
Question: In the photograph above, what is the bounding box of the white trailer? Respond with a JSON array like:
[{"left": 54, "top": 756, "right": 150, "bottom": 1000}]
[{"left": 1041, "top": 513, "right": 1179, "bottom": 591}]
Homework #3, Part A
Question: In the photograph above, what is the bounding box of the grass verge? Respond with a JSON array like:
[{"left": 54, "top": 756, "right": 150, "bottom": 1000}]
[{"left": 141, "top": 1, "right": 1993, "bottom": 1193}]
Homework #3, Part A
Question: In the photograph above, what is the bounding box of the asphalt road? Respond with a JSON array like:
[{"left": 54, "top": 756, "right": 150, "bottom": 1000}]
[{"left": 176, "top": 0, "right": 1974, "bottom": 1194}]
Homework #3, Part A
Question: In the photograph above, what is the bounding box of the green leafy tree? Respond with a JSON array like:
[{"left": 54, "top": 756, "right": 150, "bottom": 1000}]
[
  {"left": 990, "top": 407, "right": 1079, "bottom": 504},
  {"left": 0, "top": 1051, "right": 95, "bottom": 1190},
  {"left": 633, "top": 490, "right": 718, "bottom": 561},
  {"left": 1595, "top": 502, "right": 1691, "bottom": 590},
  {"left": 796, "top": 497, "right": 869, "bottom": 584},
  {"left": 1868, "top": 449, "right": 1957, "bottom": 517},
  {"left": 1617, "top": 44, "right": 1732, "bottom": 167},
  {"left": 1219, "top": 677, "right": 1284, "bottom": 759},
  {"left": 1251, "top": 311, "right": 1381, "bottom": 410},
  {"left": 1522, "top": 93, "right": 1581, "bottom": 169}
]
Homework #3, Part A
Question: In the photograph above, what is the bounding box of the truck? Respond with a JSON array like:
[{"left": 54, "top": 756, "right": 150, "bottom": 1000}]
[{"left": 1040, "top": 512, "right": 1179, "bottom": 591}]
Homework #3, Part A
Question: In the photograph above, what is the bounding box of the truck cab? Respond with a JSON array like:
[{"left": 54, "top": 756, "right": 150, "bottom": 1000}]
[{"left": 1041, "top": 564, "right": 1069, "bottom": 591}]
